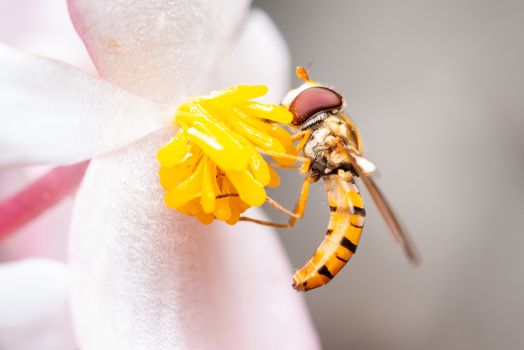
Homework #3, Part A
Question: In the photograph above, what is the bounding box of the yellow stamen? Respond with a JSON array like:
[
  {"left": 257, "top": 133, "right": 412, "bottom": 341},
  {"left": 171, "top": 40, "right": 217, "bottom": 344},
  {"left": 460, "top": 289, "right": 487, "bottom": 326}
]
[{"left": 157, "top": 85, "right": 298, "bottom": 224}]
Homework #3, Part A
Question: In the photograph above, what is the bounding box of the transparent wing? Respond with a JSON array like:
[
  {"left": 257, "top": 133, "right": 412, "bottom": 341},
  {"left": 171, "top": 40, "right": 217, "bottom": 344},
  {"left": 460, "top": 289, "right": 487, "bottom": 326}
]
[{"left": 346, "top": 151, "right": 421, "bottom": 265}]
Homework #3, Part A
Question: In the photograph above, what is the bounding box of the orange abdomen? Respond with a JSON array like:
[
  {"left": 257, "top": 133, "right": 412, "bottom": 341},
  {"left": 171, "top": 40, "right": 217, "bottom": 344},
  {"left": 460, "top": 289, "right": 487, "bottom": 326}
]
[{"left": 292, "top": 175, "right": 365, "bottom": 292}]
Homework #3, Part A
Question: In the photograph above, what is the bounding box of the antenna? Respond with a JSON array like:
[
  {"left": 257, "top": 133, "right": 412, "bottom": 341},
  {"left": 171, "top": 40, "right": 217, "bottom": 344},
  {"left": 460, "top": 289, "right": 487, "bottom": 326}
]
[{"left": 296, "top": 66, "right": 310, "bottom": 82}]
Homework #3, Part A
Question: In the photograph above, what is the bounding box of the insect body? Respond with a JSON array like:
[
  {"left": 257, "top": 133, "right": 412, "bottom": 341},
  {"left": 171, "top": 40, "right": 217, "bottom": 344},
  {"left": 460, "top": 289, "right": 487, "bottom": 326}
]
[
  {"left": 293, "top": 175, "right": 366, "bottom": 291},
  {"left": 240, "top": 67, "right": 419, "bottom": 291},
  {"left": 284, "top": 70, "right": 370, "bottom": 291}
]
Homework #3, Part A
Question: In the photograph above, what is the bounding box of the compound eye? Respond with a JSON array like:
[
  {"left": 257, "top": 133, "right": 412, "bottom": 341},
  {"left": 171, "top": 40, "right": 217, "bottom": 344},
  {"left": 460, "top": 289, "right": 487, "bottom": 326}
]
[{"left": 289, "top": 87, "right": 343, "bottom": 126}]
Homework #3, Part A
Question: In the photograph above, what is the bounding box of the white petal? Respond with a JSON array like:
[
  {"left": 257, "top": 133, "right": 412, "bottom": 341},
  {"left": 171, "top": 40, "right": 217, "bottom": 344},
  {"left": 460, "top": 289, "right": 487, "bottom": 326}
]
[
  {"left": 0, "top": 259, "right": 75, "bottom": 350},
  {"left": 68, "top": 0, "right": 250, "bottom": 106},
  {"left": 0, "top": 0, "right": 95, "bottom": 72},
  {"left": 208, "top": 9, "right": 291, "bottom": 104},
  {"left": 70, "top": 128, "right": 319, "bottom": 350},
  {"left": 0, "top": 44, "right": 165, "bottom": 166}
]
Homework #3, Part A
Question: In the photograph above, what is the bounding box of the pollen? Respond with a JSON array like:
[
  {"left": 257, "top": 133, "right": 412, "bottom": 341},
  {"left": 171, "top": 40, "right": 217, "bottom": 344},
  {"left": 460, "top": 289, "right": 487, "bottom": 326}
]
[{"left": 157, "top": 85, "right": 298, "bottom": 224}]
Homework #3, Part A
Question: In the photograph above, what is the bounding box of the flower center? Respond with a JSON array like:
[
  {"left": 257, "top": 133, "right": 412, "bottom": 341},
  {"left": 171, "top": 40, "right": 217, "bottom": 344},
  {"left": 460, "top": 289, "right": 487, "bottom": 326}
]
[{"left": 157, "top": 85, "right": 298, "bottom": 224}]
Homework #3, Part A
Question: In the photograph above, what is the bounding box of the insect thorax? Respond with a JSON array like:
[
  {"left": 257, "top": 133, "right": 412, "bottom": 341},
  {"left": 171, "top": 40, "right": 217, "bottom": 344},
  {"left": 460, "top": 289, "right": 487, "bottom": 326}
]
[{"left": 303, "top": 114, "right": 360, "bottom": 180}]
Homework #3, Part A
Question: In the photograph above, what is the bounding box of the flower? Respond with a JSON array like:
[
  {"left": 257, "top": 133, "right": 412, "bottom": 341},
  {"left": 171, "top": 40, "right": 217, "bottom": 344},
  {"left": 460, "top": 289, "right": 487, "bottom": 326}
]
[
  {"left": 0, "top": 1, "right": 320, "bottom": 350},
  {"left": 158, "top": 85, "right": 297, "bottom": 224}
]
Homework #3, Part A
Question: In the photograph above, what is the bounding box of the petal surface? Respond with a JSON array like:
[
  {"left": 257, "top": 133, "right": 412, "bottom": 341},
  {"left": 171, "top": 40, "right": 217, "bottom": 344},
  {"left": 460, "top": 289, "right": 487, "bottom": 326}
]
[
  {"left": 0, "top": 259, "right": 75, "bottom": 350},
  {"left": 0, "top": 0, "right": 95, "bottom": 72},
  {"left": 68, "top": 0, "right": 250, "bottom": 106},
  {"left": 0, "top": 44, "right": 165, "bottom": 166},
  {"left": 208, "top": 9, "right": 291, "bottom": 104},
  {"left": 0, "top": 166, "right": 73, "bottom": 262},
  {"left": 70, "top": 128, "right": 319, "bottom": 350},
  {"left": 0, "top": 0, "right": 95, "bottom": 260},
  {"left": 0, "top": 162, "right": 87, "bottom": 248}
]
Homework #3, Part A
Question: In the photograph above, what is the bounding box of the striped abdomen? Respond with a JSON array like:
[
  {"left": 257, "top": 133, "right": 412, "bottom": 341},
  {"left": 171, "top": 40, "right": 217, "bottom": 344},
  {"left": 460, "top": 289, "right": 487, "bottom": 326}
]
[{"left": 292, "top": 175, "right": 366, "bottom": 292}]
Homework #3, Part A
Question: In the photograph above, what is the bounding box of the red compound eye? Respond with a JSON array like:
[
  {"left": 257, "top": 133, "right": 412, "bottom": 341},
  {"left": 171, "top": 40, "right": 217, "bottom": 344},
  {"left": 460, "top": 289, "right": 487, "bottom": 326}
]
[{"left": 289, "top": 87, "right": 343, "bottom": 126}]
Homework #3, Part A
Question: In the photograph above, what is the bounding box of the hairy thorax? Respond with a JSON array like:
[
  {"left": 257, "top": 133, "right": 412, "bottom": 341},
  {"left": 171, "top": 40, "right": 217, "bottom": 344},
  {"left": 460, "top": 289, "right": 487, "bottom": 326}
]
[{"left": 303, "top": 114, "right": 360, "bottom": 180}]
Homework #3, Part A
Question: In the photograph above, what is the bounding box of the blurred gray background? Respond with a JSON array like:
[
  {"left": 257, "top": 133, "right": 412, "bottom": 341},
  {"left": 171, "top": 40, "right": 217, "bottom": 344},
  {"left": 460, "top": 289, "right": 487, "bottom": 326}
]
[{"left": 254, "top": 0, "right": 524, "bottom": 349}]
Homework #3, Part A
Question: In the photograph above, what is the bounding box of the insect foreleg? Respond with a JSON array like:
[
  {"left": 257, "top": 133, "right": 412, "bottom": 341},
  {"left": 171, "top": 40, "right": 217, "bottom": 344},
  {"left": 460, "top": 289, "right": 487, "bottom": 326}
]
[
  {"left": 269, "top": 130, "right": 312, "bottom": 169},
  {"left": 291, "top": 129, "right": 312, "bottom": 151},
  {"left": 257, "top": 148, "right": 311, "bottom": 174}
]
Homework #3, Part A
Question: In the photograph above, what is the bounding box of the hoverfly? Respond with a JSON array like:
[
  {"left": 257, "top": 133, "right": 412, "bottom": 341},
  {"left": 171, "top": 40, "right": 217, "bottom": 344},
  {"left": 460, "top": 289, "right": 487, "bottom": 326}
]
[{"left": 239, "top": 67, "right": 420, "bottom": 292}]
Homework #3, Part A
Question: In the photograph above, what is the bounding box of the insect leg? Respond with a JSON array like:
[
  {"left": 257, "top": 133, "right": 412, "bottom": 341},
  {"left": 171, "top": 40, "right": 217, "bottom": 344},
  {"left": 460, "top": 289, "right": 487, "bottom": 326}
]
[
  {"left": 266, "top": 195, "right": 301, "bottom": 218},
  {"left": 290, "top": 131, "right": 307, "bottom": 141},
  {"left": 295, "top": 129, "right": 312, "bottom": 152},
  {"left": 290, "top": 129, "right": 312, "bottom": 149},
  {"left": 257, "top": 148, "right": 311, "bottom": 174},
  {"left": 214, "top": 194, "right": 295, "bottom": 227},
  {"left": 258, "top": 129, "right": 311, "bottom": 170},
  {"left": 268, "top": 162, "right": 302, "bottom": 170},
  {"left": 216, "top": 194, "right": 301, "bottom": 219},
  {"left": 215, "top": 185, "right": 304, "bottom": 220},
  {"left": 239, "top": 177, "right": 314, "bottom": 228}
]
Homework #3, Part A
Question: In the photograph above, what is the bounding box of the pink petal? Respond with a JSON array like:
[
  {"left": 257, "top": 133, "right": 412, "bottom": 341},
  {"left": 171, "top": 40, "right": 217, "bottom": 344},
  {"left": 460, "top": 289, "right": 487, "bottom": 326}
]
[
  {"left": 0, "top": 162, "right": 88, "bottom": 244},
  {"left": 0, "top": 166, "right": 74, "bottom": 262},
  {"left": 70, "top": 128, "right": 319, "bottom": 350},
  {"left": 68, "top": 0, "right": 250, "bottom": 106},
  {"left": 0, "top": 44, "right": 165, "bottom": 166},
  {"left": 0, "top": 259, "right": 76, "bottom": 350},
  {"left": 0, "top": 193, "right": 73, "bottom": 261}
]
